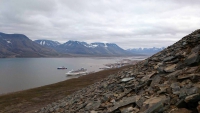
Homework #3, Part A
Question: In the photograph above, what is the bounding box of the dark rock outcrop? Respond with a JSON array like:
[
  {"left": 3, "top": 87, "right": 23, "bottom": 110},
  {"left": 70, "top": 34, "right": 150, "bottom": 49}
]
[{"left": 37, "top": 29, "right": 200, "bottom": 113}]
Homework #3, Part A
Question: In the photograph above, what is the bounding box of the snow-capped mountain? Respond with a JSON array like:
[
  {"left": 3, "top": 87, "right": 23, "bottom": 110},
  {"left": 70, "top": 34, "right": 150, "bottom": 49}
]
[
  {"left": 127, "top": 47, "right": 165, "bottom": 55},
  {"left": 35, "top": 40, "right": 61, "bottom": 48},
  {"left": 0, "top": 32, "right": 58, "bottom": 58},
  {"left": 55, "top": 41, "right": 130, "bottom": 56}
]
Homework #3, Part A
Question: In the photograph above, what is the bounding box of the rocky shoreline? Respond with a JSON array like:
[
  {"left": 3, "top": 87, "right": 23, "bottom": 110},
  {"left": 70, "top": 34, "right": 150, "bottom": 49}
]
[{"left": 38, "top": 30, "right": 200, "bottom": 113}]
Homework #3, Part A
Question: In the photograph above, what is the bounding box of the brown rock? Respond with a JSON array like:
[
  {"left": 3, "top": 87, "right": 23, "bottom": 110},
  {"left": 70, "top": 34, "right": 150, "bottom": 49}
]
[
  {"left": 119, "top": 105, "right": 133, "bottom": 113},
  {"left": 140, "top": 95, "right": 169, "bottom": 113},
  {"left": 164, "top": 56, "right": 176, "bottom": 62},
  {"left": 197, "top": 101, "right": 200, "bottom": 113},
  {"left": 90, "top": 110, "right": 97, "bottom": 113},
  {"left": 171, "top": 108, "right": 192, "bottom": 113},
  {"left": 164, "top": 64, "right": 177, "bottom": 73},
  {"left": 184, "top": 93, "right": 200, "bottom": 103},
  {"left": 85, "top": 101, "right": 101, "bottom": 110},
  {"left": 108, "top": 95, "right": 139, "bottom": 112},
  {"left": 185, "top": 52, "right": 200, "bottom": 66},
  {"left": 178, "top": 73, "right": 200, "bottom": 80},
  {"left": 167, "top": 70, "right": 182, "bottom": 78},
  {"left": 140, "top": 71, "right": 156, "bottom": 83}
]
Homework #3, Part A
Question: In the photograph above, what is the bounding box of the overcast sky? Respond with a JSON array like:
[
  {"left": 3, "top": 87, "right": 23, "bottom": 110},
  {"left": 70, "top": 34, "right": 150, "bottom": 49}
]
[{"left": 0, "top": 0, "right": 199, "bottom": 49}]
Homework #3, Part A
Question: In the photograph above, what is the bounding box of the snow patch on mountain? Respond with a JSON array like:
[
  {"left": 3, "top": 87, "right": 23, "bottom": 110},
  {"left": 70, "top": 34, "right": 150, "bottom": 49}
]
[
  {"left": 7, "top": 41, "right": 11, "bottom": 44},
  {"left": 85, "top": 44, "right": 98, "bottom": 48},
  {"left": 35, "top": 40, "right": 61, "bottom": 48},
  {"left": 3, "top": 39, "right": 12, "bottom": 44},
  {"left": 104, "top": 43, "right": 108, "bottom": 48},
  {"left": 40, "top": 41, "right": 46, "bottom": 45}
]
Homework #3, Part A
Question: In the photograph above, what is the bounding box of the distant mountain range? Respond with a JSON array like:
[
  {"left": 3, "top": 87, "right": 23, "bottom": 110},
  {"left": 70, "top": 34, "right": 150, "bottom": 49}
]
[
  {"left": 127, "top": 47, "right": 165, "bottom": 55},
  {"left": 0, "top": 32, "right": 164, "bottom": 58},
  {"left": 0, "top": 32, "right": 58, "bottom": 58},
  {"left": 35, "top": 40, "right": 130, "bottom": 56}
]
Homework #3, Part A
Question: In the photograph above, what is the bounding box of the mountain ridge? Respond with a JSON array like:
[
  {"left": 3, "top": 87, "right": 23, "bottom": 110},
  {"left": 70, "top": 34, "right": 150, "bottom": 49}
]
[
  {"left": 0, "top": 32, "right": 58, "bottom": 58},
  {"left": 0, "top": 32, "right": 166, "bottom": 57},
  {"left": 35, "top": 40, "right": 132, "bottom": 56},
  {"left": 127, "top": 47, "right": 165, "bottom": 55},
  {"left": 35, "top": 40, "right": 61, "bottom": 48}
]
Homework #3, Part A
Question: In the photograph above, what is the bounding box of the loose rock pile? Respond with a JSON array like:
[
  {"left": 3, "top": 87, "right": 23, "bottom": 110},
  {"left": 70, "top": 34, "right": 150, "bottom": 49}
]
[{"left": 37, "top": 30, "right": 200, "bottom": 113}]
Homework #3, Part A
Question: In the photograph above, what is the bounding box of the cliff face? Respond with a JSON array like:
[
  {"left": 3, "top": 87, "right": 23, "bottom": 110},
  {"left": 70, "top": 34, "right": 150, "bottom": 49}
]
[{"left": 38, "top": 30, "right": 200, "bottom": 113}]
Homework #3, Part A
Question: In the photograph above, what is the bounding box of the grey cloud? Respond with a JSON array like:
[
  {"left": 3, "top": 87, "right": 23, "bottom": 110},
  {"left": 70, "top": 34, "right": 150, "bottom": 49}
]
[{"left": 0, "top": 0, "right": 199, "bottom": 49}]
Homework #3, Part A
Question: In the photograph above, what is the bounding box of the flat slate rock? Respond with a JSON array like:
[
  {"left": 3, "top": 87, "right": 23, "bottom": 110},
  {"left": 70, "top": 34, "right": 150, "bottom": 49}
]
[{"left": 108, "top": 95, "right": 140, "bottom": 112}]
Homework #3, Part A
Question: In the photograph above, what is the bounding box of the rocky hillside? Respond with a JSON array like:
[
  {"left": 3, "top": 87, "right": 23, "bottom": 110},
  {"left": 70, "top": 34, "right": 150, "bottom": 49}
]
[
  {"left": 37, "top": 29, "right": 200, "bottom": 113},
  {"left": 0, "top": 32, "right": 58, "bottom": 58}
]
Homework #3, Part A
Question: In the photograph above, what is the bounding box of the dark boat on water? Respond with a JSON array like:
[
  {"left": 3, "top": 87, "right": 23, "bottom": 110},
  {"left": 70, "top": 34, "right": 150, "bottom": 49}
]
[{"left": 57, "top": 66, "right": 67, "bottom": 69}]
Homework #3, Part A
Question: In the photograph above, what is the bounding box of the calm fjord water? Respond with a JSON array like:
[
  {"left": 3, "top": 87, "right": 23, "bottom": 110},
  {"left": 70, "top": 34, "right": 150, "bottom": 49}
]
[{"left": 0, "top": 57, "right": 143, "bottom": 94}]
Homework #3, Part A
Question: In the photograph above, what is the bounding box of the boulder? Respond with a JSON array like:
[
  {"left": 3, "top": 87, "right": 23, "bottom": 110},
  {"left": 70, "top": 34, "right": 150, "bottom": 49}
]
[
  {"left": 108, "top": 95, "right": 139, "bottom": 112},
  {"left": 167, "top": 70, "right": 182, "bottom": 78},
  {"left": 197, "top": 101, "right": 200, "bottom": 113},
  {"left": 163, "top": 56, "right": 176, "bottom": 62},
  {"left": 164, "top": 64, "right": 177, "bottom": 73},
  {"left": 121, "top": 77, "right": 135, "bottom": 82},
  {"left": 184, "top": 93, "right": 200, "bottom": 103},
  {"left": 185, "top": 52, "right": 200, "bottom": 66},
  {"left": 177, "top": 73, "right": 200, "bottom": 80},
  {"left": 140, "top": 96, "right": 169, "bottom": 113},
  {"left": 170, "top": 108, "right": 192, "bottom": 113},
  {"left": 171, "top": 82, "right": 181, "bottom": 95},
  {"left": 85, "top": 101, "right": 101, "bottom": 110}
]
